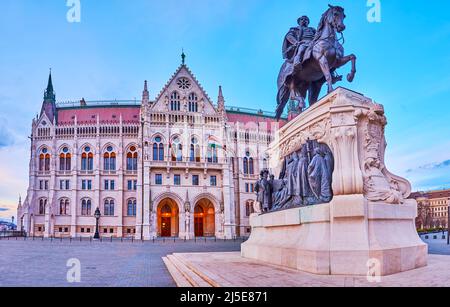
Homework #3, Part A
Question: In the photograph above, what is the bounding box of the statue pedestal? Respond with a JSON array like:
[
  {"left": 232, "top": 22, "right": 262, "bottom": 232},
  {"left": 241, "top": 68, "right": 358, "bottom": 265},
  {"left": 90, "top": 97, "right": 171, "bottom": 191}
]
[
  {"left": 242, "top": 197, "right": 427, "bottom": 276},
  {"left": 242, "top": 88, "right": 427, "bottom": 276}
]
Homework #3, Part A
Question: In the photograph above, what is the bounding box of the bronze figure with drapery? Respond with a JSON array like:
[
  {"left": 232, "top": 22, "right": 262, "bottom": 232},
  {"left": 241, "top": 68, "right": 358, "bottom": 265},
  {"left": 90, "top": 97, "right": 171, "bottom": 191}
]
[{"left": 256, "top": 140, "right": 334, "bottom": 213}]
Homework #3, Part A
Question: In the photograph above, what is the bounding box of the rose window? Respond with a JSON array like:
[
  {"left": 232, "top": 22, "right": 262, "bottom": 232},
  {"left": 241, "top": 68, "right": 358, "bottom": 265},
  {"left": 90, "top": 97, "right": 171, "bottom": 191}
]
[{"left": 177, "top": 77, "right": 191, "bottom": 90}]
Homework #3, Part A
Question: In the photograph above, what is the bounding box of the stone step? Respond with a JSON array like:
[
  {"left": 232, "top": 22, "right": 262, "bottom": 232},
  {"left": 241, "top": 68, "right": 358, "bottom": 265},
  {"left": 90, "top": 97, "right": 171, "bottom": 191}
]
[
  {"left": 166, "top": 254, "right": 212, "bottom": 287},
  {"left": 162, "top": 257, "right": 192, "bottom": 287},
  {"left": 172, "top": 253, "right": 227, "bottom": 287}
]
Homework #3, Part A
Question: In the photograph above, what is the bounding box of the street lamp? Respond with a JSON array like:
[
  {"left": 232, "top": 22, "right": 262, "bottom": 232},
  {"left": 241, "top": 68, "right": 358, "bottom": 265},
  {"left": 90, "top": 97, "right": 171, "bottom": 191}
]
[
  {"left": 447, "top": 203, "right": 449, "bottom": 245},
  {"left": 94, "top": 208, "right": 101, "bottom": 240}
]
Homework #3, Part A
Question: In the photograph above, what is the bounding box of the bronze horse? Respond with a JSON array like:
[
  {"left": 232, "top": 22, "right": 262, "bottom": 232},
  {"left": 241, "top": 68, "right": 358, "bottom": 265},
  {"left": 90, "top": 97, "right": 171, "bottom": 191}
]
[{"left": 276, "top": 5, "right": 357, "bottom": 119}]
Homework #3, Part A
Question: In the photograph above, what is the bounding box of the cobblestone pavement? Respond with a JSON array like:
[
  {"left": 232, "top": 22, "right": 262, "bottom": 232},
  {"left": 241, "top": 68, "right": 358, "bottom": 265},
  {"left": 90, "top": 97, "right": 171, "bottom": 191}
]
[{"left": 0, "top": 238, "right": 243, "bottom": 287}]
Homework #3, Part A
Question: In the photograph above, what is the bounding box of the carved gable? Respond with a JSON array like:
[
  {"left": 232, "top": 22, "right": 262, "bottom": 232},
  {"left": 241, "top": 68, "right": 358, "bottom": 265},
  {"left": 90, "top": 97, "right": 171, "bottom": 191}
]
[{"left": 151, "top": 65, "right": 217, "bottom": 115}]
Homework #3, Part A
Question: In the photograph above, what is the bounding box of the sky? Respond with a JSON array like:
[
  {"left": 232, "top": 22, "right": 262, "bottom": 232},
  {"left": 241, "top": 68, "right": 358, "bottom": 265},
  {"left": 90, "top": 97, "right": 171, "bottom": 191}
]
[{"left": 1, "top": 0, "right": 450, "bottom": 221}]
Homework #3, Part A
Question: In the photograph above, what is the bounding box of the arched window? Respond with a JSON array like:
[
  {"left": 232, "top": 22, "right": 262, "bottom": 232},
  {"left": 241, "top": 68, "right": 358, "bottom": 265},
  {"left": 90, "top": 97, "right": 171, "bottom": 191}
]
[
  {"left": 81, "top": 146, "right": 94, "bottom": 171},
  {"left": 127, "top": 199, "right": 137, "bottom": 217},
  {"left": 103, "top": 146, "right": 116, "bottom": 171},
  {"left": 59, "top": 147, "right": 71, "bottom": 171},
  {"left": 170, "top": 91, "right": 181, "bottom": 111},
  {"left": 249, "top": 158, "right": 254, "bottom": 175},
  {"left": 243, "top": 151, "right": 254, "bottom": 175},
  {"left": 245, "top": 200, "right": 255, "bottom": 217},
  {"left": 188, "top": 93, "right": 198, "bottom": 112},
  {"left": 39, "top": 154, "right": 45, "bottom": 171},
  {"left": 39, "top": 148, "right": 51, "bottom": 171},
  {"left": 126, "top": 146, "right": 138, "bottom": 171},
  {"left": 153, "top": 137, "right": 164, "bottom": 161},
  {"left": 81, "top": 199, "right": 92, "bottom": 216},
  {"left": 207, "top": 144, "right": 218, "bottom": 164},
  {"left": 104, "top": 199, "right": 115, "bottom": 216},
  {"left": 44, "top": 154, "right": 51, "bottom": 171},
  {"left": 59, "top": 199, "right": 69, "bottom": 215},
  {"left": 190, "top": 137, "right": 201, "bottom": 162},
  {"left": 171, "top": 137, "right": 183, "bottom": 162},
  {"left": 39, "top": 198, "right": 47, "bottom": 215}
]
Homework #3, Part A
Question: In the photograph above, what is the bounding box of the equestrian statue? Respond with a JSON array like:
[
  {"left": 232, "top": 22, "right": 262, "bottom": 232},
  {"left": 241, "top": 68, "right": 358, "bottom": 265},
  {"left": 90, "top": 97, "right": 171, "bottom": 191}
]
[{"left": 276, "top": 5, "right": 357, "bottom": 119}]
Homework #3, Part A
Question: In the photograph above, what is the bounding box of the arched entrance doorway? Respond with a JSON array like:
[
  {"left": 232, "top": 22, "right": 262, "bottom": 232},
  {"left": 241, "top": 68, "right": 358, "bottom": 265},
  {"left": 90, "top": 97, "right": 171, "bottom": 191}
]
[
  {"left": 194, "top": 199, "right": 215, "bottom": 237},
  {"left": 157, "top": 198, "right": 179, "bottom": 237}
]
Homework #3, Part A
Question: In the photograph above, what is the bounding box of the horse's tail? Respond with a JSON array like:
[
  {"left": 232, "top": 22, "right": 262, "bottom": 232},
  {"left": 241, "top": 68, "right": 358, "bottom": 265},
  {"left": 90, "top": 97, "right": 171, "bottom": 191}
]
[
  {"left": 276, "top": 85, "right": 289, "bottom": 120},
  {"left": 276, "top": 61, "right": 294, "bottom": 120}
]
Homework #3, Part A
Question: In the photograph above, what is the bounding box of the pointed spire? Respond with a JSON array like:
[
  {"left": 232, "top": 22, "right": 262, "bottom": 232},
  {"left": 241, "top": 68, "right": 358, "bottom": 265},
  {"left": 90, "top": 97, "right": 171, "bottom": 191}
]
[
  {"left": 44, "top": 69, "right": 55, "bottom": 102},
  {"left": 142, "top": 80, "right": 150, "bottom": 105},
  {"left": 40, "top": 69, "right": 56, "bottom": 123},
  {"left": 217, "top": 86, "right": 225, "bottom": 113},
  {"left": 181, "top": 49, "right": 186, "bottom": 65}
]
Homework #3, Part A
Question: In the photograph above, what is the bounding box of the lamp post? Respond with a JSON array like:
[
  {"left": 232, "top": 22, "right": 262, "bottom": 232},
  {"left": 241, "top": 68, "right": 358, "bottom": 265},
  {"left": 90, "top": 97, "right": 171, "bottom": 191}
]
[
  {"left": 94, "top": 208, "right": 101, "bottom": 240},
  {"left": 447, "top": 203, "right": 449, "bottom": 245}
]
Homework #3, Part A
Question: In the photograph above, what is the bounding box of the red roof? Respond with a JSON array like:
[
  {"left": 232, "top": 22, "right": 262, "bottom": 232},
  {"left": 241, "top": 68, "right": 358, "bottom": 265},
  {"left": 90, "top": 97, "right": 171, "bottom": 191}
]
[
  {"left": 56, "top": 107, "right": 140, "bottom": 125},
  {"left": 226, "top": 113, "right": 286, "bottom": 131},
  {"left": 410, "top": 190, "right": 450, "bottom": 200}
]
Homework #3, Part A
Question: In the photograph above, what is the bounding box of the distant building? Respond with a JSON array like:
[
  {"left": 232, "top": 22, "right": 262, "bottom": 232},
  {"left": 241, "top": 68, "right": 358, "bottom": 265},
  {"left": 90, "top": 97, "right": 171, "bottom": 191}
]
[
  {"left": 17, "top": 58, "right": 286, "bottom": 239},
  {"left": 0, "top": 221, "right": 16, "bottom": 231},
  {"left": 410, "top": 189, "right": 450, "bottom": 229}
]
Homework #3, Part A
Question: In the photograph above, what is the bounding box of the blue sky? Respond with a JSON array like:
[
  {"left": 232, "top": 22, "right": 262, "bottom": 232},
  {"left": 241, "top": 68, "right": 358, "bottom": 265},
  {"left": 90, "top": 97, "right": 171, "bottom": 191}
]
[{"left": 1, "top": 0, "right": 450, "bottom": 220}]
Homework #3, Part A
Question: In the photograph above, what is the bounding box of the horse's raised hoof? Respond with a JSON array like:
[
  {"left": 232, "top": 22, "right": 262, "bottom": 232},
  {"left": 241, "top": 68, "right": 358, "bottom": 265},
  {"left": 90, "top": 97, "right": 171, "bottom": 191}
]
[{"left": 347, "top": 71, "right": 356, "bottom": 82}]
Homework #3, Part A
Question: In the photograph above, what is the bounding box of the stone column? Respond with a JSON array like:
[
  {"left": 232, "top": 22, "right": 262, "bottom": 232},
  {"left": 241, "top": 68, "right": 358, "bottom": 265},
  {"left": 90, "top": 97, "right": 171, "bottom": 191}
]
[
  {"left": 71, "top": 139, "right": 78, "bottom": 238},
  {"left": 142, "top": 165, "right": 151, "bottom": 240}
]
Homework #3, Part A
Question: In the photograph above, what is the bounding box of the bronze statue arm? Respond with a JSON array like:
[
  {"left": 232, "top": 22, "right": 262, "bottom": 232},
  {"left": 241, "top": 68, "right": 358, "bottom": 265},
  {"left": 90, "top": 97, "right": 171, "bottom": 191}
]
[{"left": 286, "top": 34, "right": 299, "bottom": 46}]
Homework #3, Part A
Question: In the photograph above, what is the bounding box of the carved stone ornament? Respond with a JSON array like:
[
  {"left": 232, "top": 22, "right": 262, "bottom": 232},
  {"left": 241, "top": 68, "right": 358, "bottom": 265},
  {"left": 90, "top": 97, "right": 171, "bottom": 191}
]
[{"left": 268, "top": 87, "right": 412, "bottom": 206}]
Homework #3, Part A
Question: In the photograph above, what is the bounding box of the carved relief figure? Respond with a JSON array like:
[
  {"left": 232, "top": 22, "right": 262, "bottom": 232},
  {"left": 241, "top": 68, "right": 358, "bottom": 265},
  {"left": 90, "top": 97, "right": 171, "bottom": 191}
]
[
  {"left": 363, "top": 157, "right": 404, "bottom": 204},
  {"left": 308, "top": 147, "right": 333, "bottom": 203},
  {"left": 255, "top": 170, "right": 273, "bottom": 212},
  {"left": 356, "top": 105, "right": 410, "bottom": 204},
  {"left": 297, "top": 145, "right": 312, "bottom": 204},
  {"left": 261, "top": 140, "right": 334, "bottom": 212}
]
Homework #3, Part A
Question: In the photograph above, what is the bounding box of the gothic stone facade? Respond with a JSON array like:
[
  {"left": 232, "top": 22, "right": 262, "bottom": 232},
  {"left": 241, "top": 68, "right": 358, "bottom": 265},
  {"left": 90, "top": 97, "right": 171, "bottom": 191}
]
[{"left": 17, "top": 64, "right": 284, "bottom": 239}]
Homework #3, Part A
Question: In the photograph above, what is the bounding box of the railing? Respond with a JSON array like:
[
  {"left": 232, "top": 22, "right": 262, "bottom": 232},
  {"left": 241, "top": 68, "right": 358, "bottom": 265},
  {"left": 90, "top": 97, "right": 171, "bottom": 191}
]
[
  {"left": 79, "top": 170, "right": 95, "bottom": 175},
  {"left": 124, "top": 170, "right": 138, "bottom": 176},
  {"left": 101, "top": 170, "right": 117, "bottom": 175},
  {"left": 57, "top": 171, "right": 72, "bottom": 176},
  {"left": 56, "top": 99, "right": 141, "bottom": 108},
  {"left": 0, "top": 231, "right": 26, "bottom": 238}
]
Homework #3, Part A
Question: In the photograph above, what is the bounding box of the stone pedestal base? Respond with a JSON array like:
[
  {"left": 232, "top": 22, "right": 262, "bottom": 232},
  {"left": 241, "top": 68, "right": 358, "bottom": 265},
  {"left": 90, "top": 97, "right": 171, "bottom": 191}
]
[{"left": 241, "top": 196, "right": 427, "bottom": 276}]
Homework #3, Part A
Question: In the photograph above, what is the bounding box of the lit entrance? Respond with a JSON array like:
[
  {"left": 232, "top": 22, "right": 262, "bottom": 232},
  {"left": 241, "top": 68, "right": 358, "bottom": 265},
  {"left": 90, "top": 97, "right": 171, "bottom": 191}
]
[
  {"left": 194, "top": 199, "right": 215, "bottom": 237},
  {"left": 157, "top": 198, "right": 179, "bottom": 237}
]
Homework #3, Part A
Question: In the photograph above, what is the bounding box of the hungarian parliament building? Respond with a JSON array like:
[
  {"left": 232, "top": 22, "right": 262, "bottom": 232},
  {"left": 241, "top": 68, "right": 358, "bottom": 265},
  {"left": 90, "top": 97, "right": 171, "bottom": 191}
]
[{"left": 16, "top": 60, "right": 285, "bottom": 239}]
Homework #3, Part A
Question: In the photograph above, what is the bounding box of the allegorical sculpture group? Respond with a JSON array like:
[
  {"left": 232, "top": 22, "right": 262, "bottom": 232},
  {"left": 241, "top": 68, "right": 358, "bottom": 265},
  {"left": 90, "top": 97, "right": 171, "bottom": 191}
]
[
  {"left": 275, "top": 5, "right": 357, "bottom": 119},
  {"left": 255, "top": 140, "right": 334, "bottom": 213}
]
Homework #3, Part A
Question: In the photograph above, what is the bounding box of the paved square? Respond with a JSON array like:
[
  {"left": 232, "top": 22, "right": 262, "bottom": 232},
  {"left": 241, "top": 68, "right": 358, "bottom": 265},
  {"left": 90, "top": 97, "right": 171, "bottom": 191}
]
[{"left": 0, "top": 238, "right": 242, "bottom": 287}]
